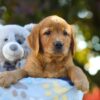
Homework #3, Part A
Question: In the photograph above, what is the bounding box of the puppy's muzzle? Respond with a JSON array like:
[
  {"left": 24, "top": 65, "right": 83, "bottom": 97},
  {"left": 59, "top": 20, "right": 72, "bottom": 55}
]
[{"left": 54, "top": 41, "right": 63, "bottom": 52}]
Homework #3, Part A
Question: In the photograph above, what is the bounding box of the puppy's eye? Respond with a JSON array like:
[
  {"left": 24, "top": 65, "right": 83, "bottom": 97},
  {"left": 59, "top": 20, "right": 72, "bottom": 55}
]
[
  {"left": 44, "top": 30, "right": 51, "bottom": 36},
  {"left": 63, "top": 30, "right": 68, "bottom": 36},
  {"left": 4, "top": 38, "right": 8, "bottom": 42}
]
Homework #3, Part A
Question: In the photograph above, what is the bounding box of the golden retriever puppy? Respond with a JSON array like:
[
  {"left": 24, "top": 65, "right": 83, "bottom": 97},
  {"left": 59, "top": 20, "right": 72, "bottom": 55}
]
[{"left": 0, "top": 15, "right": 89, "bottom": 92}]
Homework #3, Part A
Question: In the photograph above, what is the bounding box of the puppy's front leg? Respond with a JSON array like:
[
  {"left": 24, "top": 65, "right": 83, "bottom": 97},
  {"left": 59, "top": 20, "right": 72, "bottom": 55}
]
[
  {"left": 0, "top": 69, "right": 28, "bottom": 87},
  {"left": 67, "top": 66, "right": 89, "bottom": 92}
]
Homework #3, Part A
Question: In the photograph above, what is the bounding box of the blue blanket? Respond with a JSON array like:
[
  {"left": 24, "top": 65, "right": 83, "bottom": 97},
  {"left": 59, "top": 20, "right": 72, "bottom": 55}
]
[{"left": 0, "top": 78, "right": 83, "bottom": 100}]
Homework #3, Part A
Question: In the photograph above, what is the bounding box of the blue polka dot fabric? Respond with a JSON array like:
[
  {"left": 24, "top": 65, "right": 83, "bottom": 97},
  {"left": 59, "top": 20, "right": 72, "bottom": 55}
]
[{"left": 0, "top": 77, "right": 83, "bottom": 100}]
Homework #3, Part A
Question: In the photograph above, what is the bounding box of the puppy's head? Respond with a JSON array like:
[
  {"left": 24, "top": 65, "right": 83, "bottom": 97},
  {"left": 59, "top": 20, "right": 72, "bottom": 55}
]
[{"left": 27, "top": 15, "right": 75, "bottom": 57}]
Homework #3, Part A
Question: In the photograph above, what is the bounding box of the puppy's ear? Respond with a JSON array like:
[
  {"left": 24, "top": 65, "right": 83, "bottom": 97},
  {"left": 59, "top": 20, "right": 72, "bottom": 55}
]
[
  {"left": 70, "top": 26, "right": 76, "bottom": 56},
  {"left": 27, "top": 25, "right": 40, "bottom": 56}
]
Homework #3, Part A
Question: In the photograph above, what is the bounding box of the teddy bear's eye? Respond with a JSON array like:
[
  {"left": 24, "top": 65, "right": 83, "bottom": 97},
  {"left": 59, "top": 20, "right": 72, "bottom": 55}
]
[
  {"left": 15, "top": 34, "right": 25, "bottom": 44},
  {"left": 17, "top": 39, "right": 24, "bottom": 44},
  {"left": 4, "top": 38, "right": 8, "bottom": 42}
]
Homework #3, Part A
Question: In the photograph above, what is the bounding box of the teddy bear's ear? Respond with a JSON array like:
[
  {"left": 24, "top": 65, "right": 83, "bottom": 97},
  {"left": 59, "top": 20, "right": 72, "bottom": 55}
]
[
  {"left": 27, "top": 24, "right": 40, "bottom": 56},
  {"left": 24, "top": 23, "right": 36, "bottom": 32}
]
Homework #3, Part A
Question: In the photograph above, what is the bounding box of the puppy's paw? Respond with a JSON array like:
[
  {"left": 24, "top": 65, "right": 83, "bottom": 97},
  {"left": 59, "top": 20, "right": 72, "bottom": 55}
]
[
  {"left": 74, "top": 78, "right": 89, "bottom": 92},
  {"left": 0, "top": 71, "right": 17, "bottom": 87}
]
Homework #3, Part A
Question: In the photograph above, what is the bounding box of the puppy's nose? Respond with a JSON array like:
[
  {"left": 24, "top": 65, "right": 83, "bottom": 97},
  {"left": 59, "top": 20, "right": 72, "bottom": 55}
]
[
  {"left": 10, "top": 44, "right": 18, "bottom": 51},
  {"left": 54, "top": 41, "right": 63, "bottom": 50}
]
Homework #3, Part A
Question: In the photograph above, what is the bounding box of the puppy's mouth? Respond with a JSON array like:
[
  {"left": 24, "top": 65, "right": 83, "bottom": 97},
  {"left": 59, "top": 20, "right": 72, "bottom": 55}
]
[
  {"left": 53, "top": 47, "right": 63, "bottom": 54},
  {"left": 45, "top": 48, "right": 64, "bottom": 56}
]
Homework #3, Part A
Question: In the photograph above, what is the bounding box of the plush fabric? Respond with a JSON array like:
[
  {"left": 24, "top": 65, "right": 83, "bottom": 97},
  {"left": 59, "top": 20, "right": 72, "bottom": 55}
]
[{"left": 0, "top": 77, "right": 83, "bottom": 100}]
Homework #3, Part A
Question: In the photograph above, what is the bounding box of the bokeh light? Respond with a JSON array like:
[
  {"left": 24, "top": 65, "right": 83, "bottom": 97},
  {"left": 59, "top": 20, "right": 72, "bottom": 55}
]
[{"left": 85, "top": 56, "right": 100, "bottom": 75}]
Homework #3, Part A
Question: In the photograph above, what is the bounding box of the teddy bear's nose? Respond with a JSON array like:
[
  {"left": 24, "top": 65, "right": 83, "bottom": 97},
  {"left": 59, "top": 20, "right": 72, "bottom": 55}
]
[{"left": 10, "top": 44, "right": 18, "bottom": 51}]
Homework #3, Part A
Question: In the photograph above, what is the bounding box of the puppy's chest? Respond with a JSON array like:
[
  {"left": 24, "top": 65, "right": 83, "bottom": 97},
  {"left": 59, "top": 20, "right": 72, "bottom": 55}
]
[{"left": 43, "top": 64, "right": 66, "bottom": 77}]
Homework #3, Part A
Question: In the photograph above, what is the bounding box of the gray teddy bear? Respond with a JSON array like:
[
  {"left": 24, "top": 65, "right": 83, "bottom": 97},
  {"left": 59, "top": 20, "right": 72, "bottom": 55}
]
[{"left": 0, "top": 24, "right": 35, "bottom": 71}]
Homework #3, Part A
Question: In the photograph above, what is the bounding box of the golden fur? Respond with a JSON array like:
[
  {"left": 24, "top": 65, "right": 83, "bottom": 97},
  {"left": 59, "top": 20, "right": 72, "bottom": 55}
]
[{"left": 0, "top": 15, "right": 89, "bottom": 92}]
